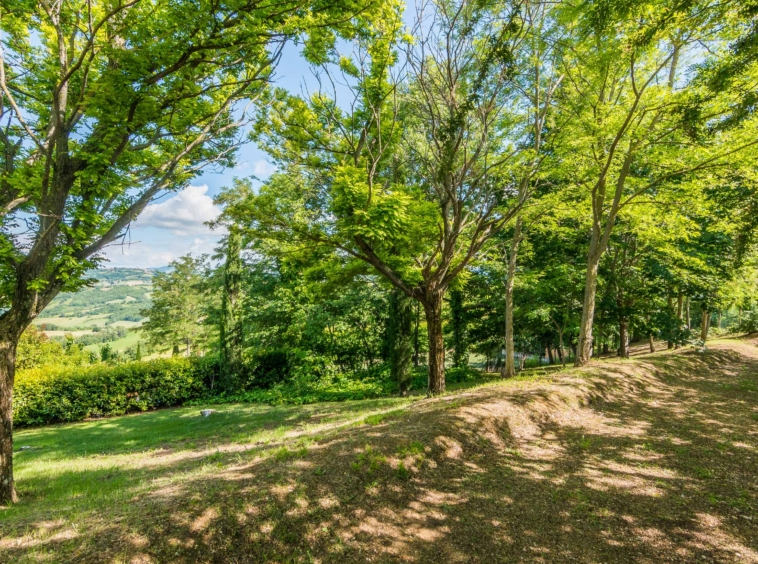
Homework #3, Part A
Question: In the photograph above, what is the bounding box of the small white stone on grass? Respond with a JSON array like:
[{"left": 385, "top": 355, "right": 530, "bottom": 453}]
[{"left": 200, "top": 409, "right": 215, "bottom": 417}]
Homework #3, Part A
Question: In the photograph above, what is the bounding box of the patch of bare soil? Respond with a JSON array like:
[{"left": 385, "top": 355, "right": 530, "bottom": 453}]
[{"left": 5, "top": 339, "right": 758, "bottom": 563}]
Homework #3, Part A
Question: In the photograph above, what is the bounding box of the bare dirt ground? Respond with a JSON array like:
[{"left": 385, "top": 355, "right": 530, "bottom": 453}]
[{"left": 3, "top": 338, "right": 758, "bottom": 563}]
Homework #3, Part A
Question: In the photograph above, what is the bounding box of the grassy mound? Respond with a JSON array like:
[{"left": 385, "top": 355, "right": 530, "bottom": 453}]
[{"left": 2, "top": 339, "right": 758, "bottom": 563}]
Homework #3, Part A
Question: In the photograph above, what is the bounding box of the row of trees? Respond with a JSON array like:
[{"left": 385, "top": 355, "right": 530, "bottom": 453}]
[
  {"left": 0, "top": 0, "right": 755, "bottom": 506},
  {"left": 213, "top": 0, "right": 758, "bottom": 391}
]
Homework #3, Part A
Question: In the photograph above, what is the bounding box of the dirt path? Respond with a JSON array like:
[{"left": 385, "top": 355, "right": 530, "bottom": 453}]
[{"left": 3, "top": 338, "right": 758, "bottom": 563}]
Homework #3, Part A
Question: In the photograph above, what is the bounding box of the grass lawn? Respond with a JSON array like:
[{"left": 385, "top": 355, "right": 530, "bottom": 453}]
[{"left": 2, "top": 338, "right": 758, "bottom": 563}]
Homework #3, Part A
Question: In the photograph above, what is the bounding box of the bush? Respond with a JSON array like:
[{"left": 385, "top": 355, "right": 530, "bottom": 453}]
[
  {"left": 194, "top": 370, "right": 393, "bottom": 407},
  {"left": 14, "top": 356, "right": 220, "bottom": 426},
  {"left": 410, "top": 365, "right": 481, "bottom": 390},
  {"left": 246, "top": 349, "right": 292, "bottom": 389},
  {"left": 738, "top": 309, "right": 758, "bottom": 334},
  {"left": 16, "top": 326, "right": 95, "bottom": 370}
]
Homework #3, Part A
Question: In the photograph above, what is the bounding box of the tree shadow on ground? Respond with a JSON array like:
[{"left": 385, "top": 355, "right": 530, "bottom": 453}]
[{"left": 2, "top": 340, "right": 758, "bottom": 563}]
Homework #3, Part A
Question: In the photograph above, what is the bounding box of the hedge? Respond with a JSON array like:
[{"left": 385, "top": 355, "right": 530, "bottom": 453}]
[{"left": 13, "top": 356, "right": 219, "bottom": 426}]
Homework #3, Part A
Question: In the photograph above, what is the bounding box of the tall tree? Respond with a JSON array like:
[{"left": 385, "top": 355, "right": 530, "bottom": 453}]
[
  {"left": 221, "top": 0, "right": 544, "bottom": 395},
  {"left": 555, "top": 0, "right": 758, "bottom": 366},
  {"left": 388, "top": 288, "right": 413, "bottom": 394},
  {"left": 219, "top": 229, "right": 244, "bottom": 388},
  {"left": 449, "top": 288, "right": 468, "bottom": 368},
  {"left": 141, "top": 255, "right": 216, "bottom": 355},
  {"left": 0, "top": 0, "right": 382, "bottom": 504}
]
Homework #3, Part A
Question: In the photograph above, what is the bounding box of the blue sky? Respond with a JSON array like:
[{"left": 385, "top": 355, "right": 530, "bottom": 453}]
[
  {"left": 103, "top": 1, "right": 419, "bottom": 269},
  {"left": 102, "top": 41, "right": 321, "bottom": 268}
]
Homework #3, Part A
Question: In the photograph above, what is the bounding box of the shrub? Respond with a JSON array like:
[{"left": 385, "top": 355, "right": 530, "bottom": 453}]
[
  {"left": 410, "top": 365, "right": 480, "bottom": 390},
  {"left": 14, "top": 356, "right": 220, "bottom": 426},
  {"left": 738, "top": 308, "right": 758, "bottom": 334},
  {"left": 246, "top": 349, "right": 292, "bottom": 389},
  {"left": 16, "top": 326, "right": 95, "bottom": 370}
]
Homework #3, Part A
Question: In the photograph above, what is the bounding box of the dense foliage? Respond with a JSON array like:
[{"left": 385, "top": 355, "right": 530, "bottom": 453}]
[{"left": 13, "top": 357, "right": 218, "bottom": 427}]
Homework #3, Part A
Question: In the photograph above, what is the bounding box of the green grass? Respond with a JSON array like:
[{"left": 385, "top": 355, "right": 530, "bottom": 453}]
[
  {"left": 3, "top": 340, "right": 758, "bottom": 563},
  {"left": 34, "top": 314, "right": 111, "bottom": 329},
  {"left": 6, "top": 397, "right": 415, "bottom": 526},
  {"left": 84, "top": 330, "right": 142, "bottom": 353}
]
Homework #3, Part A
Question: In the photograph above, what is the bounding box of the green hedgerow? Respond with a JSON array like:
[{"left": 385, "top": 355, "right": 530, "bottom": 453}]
[{"left": 14, "top": 356, "right": 219, "bottom": 426}]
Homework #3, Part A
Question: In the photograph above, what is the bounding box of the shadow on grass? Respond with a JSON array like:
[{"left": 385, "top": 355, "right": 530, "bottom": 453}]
[{"left": 2, "top": 339, "right": 758, "bottom": 563}]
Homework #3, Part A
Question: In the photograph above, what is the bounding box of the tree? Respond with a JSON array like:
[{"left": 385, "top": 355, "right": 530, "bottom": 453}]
[
  {"left": 554, "top": 0, "right": 758, "bottom": 366},
  {"left": 141, "top": 256, "right": 216, "bottom": 355},
  {"left": 388, "top": 288, "right": 413, "bottom": 394},
  {"left": 219, "top": 230, "right": 244, "bottom": 388},
  {"left": 449, "top": 289, "right": 468, "bottom": 368},
  {"left": 221, "top": 0, "right": 544, "bottom": 395},
  {"left": 0, "top": 0, "right": 384, "bottom": 504}
]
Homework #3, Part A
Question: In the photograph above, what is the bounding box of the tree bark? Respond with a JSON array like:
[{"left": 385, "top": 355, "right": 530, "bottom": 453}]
[
  {"left": 701, "top": 308, "right": 709, "bottom": 342},
  {"left": 422, "top": 290, "right": 445, "bottom": 396},
  {"left": 0, "top": 333, "right": 19, "bottom": 504},
  {"left": 547, "top": 346, "right": 554, "bottom": 365},
  {"left": 618, "top": 320, "right": 629, "bottom": 358},
  {"left": 389, "top": 289, "right": 413, "bottom": 396},
  {"left": 648, "top": 334, "right": 655, "bottom": 353},
  {"left": 503, "top": 218, "right": 522, "bottom": 378},
  {"left": 686, "top": 296, "right": 691, "bottom": 330},
  {"left": 575, "top": 241, "right": 603, "bottom": 366}
]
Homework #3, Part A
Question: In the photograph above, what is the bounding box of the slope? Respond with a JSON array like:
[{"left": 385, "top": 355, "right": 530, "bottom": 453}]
[{"left": 2, "top": 338, "right": 757, "bottom": 563}]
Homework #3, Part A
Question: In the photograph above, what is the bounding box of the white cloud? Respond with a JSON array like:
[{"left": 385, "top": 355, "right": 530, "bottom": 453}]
[
  {"left": 102, "top": 185, "right": 227, "bottom": 268},
  {"left": 253, "top": 159, "right": 276, "bottom": 178},
  {"left": 136, "top": 185, "right": 222, "bottom": 236},
  {"left": 103, "top": 235, "right": 223, "bottom": 268}
]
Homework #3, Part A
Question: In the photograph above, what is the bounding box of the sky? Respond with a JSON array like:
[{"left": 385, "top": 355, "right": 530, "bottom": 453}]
[
  {"left": 102, "top": 1, "right": 423, "bottom": 269},
  {"left": 102, "top": 42, "right": 314, "bottom": 268}
]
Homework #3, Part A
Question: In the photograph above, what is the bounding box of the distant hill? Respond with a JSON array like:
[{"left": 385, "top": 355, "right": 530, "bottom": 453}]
[{"left": 34, "top": 267, "right": 161, "bottom": 331}]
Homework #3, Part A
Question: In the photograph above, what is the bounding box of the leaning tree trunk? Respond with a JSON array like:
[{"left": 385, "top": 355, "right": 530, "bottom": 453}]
[
  {"left": 0, "top": 333, "right": 19, "bottom": 504},
  {"left": 575, "top": 240, "right": 604, "bottom": 366},
  {"left": 422, "top": 290, "right": 445, "bottom": 396},
  {"left": 503, "top": 217, "right": 522, "bottom": 378}
]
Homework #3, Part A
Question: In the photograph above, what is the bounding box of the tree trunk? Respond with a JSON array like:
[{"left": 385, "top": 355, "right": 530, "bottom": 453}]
[
  {"left": 450, "top": 289, "right": 468, "bottom": 368},
  {"left": 648, "top": 334, "right": 655, "bottom": 353},
  {"left": 718, "top": 310, "right": 722, "bottom": 330},
  {"left": 413, "top": 301, "right": 420, "bottom": 368},
  {"left": 618, "top": 320, "right": 629, "bottom": 358},
  {"left": 0, "top": 334, "right": 18, "bottom": 504},
  {"left": 503, "top": 217, "right": 522, "bottom": 378},
  {"left": 686, "top": 297, "right": 691, "bottom": 330},
  {"left": 557, "top": 330, "right": 565, "bottom": 365},
  {"left": 547, "top": 346, "right": 554, "bottom": 365},
  {"left": 667, "top": 295, "right": 674, "bottom": 349},
  {"left": 701, "top": 308, "right": 709, "bottom": 342},
  {"left": 575, "top": 243, "right": 603, "bottom": 366},
  {"left": 389, "top": 289, "right": 413, "bottom": 396},
  {"left": 422, "top": 290, "right": 445, "bottom": 396}
]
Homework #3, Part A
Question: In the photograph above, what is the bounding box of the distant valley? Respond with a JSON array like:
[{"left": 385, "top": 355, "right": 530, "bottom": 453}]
[{"left": 34, "top": 268, "right": 162, "bottom": 355}]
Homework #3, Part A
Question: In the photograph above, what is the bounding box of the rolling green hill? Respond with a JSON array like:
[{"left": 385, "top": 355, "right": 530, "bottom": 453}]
[{"left": 35, "top": 268, "right": 158, "bottom": 331}]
